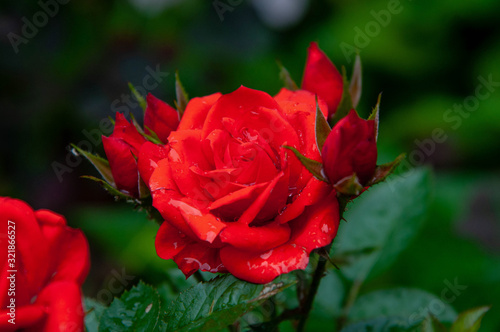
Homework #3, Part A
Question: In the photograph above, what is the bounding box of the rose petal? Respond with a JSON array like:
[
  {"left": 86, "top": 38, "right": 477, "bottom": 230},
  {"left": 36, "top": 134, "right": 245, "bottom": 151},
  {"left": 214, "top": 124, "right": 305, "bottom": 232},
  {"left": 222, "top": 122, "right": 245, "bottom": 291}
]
[
  {"left": 301, "top": 42, "right": 343, "bottom": 117},
  {"left": 275, "top": 177, "right": 333, "bottom": 224},
  {"left": 144, "top": 93, "right": 180, "bottom": 143},
  {"left": 220, "top": 222, "right": 291, "bottom": 252},
  {"left": 30, "top": 281, "right": 85, "bottom": 332},
  {"left": 0, "top": 198, "right": 48, "bottom": 301},
  {"left": 179, "top": 211, "right": 226, "bottom": 244},
  {"left": 138, "top": 141, "right": 170, "bottom": 187},
  {"left": 238, "top": 172, "right": 285, "bottom": 225},
  {"left": 288, "top": 192, "right": 340, "bottom": 253},
  {"left": 220, "top": 244, "right": 309, "bottom": 284},
  {"left": 102, "top": 136, "right": 139, "bottom": 197},
  {"left": 208, "top": 181, "right": 269, "bottom": 221},
  {"left": 155, "top": 221, "right": 191, "bottom": 260},
  {"left": 174, "top": 243, "right": 225, "bottom": 278},
  {"left": 111, "top": 113, "right": 146, "bottom": 154},
  {"left": 178, "top": 93, "right": 222, "bottom": 131},
  {"left": 0, "top": 304, "right": 45, "bottom": 331}
]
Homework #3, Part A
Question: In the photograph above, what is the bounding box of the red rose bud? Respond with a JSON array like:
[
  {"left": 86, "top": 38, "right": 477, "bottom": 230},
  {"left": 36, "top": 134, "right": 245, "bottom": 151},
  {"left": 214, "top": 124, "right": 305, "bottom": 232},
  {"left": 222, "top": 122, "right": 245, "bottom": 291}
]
[
  {"left": 322, "top": 109, "right": 377, "bottom": 186},
  {"left": 0, "top": 197, "right": 90, "bottom": 332},
  {"left": 302, "top": 42, "right": 343, "bottom": 118},
  {"left": 102, "top": 113, "right": 147, "bottom": 197},
  {"left": 145, "top": 93, "right": 180, "bottom": 143}
]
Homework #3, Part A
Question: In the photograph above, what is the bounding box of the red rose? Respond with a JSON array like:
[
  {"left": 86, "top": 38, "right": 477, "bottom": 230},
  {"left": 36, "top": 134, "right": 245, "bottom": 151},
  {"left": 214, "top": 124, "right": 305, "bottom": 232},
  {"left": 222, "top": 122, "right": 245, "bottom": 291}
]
[
  {"left": 302, "top": 42, "right": 344, "bottom": 118},
  {"left": 103, "top": 94, "right": 179, "bottom": 198},
  {"left": 0, "top": 197, "right": 90, "bottom": 332},
  {"left": 141, "top": 87, "right": 340, "bottom": 284},
  {"left": 322, "top": 109, "right": 377, "bottom": 186}
]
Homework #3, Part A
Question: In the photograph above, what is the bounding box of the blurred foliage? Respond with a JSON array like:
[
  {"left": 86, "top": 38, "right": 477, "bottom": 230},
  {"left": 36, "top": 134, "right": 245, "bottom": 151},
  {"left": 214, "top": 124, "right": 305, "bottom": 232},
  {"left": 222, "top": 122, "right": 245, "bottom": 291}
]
[{"left": 1, "top": 0, "right": 499, "bottom": 330}]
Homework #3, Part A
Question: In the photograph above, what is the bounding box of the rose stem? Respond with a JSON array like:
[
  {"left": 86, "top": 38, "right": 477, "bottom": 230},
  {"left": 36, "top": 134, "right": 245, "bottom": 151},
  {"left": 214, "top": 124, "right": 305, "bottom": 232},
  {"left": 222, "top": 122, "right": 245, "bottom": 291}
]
[
  {"left": 336, "top": 279, "right": 363, "bottom": 330},
  {"left": 296, "top": 244, "right": 331, "bottom": 332},
  {"left": 296, "top": 195, "right": 350, "bottom": 332}
]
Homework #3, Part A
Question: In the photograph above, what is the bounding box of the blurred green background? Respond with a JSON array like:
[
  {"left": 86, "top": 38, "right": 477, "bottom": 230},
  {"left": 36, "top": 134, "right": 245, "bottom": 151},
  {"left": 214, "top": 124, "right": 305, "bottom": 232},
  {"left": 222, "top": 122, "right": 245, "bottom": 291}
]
[{"left": 1, "top": 0, "right": 499, "bottom": 330}]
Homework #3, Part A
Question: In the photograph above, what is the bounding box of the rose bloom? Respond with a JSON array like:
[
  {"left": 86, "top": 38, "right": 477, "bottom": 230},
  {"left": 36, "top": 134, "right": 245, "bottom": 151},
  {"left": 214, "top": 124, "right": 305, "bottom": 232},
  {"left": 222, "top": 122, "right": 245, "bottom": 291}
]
[
  {"left": 0, "top": 197, "right": 90, "bottom": 331},
  {"left": 139, "top": 84, "right": 340, "bottom": 284}
]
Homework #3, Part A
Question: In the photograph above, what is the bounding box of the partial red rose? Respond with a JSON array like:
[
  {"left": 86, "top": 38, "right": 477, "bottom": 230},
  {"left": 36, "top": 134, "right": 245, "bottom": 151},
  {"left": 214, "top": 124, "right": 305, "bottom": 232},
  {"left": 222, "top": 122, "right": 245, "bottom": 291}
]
[
  {"left": 322, "top": 109, "right": 377, "bottom": 186},
  {"left": 302, "top": 42, "right": 343, "bottom": 118},
  {"left": 140, "top": 86, "right": 340, "bottom": 284},
  {"left": 0, "top": 197, "right": 90, "bottom": 332}
]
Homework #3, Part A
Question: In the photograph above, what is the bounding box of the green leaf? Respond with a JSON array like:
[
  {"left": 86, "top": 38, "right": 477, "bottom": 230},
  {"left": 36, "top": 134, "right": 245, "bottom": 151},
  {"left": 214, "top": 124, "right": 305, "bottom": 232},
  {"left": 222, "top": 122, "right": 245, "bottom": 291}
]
[
  {"left": 164, "top": 274, "right": 296, "bottom": 332},
  {"left": 315, "top": 96, "right": 331, "bottom": 152},
  {"left": 348, "top": 288, "right": 457, "bottom": 325},
  {"left": 128, "top": 82, "right": 147, "bottom": 112},
  {"left": 71, "top": 144, "right": 114, "bottom": 186},
  {"left": 277, "top": 60, "right": 298, "bottom": 91},
  {"left": 349, "top": 54, "right": 362, "bottom": 108},
  {"left": 340, "top": 316, "right": 414, "bottom": 332},
  {"left": 369, "top": 93, "right": 381, "bottom": 141},
  {"left": 99, "top": 281, "right": 162, "bottom": 332},
  {"left": 81, "top": 175, "right": 136, "bottom": 201},
  {"left": 84, "top": 298, "right": 107, "bottom": 332},
  {"left": 283, "top": 146, "right": 329, "bottom": 183},
  {"left": 174, "top": 71, "right": 189, "bottom": 117},
  {"left": 332, "top": 168, "right": 432, "bottom": 281},
  {"left": 450, "top": 306, "right": 490, "bottom": 332},
  {"left": 368, "top": 153, "right": 406, "bottom": 186},
  {"left": 330, "top": 66, "right": 353, "bottom": 126}
]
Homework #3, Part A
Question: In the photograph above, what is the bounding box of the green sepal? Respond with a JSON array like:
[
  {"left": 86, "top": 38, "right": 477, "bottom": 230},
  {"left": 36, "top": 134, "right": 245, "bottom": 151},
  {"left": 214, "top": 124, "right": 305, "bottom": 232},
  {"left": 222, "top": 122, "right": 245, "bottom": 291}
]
[
  {"left": 71, "top": 144, "right": 114, "bottom": 186},
  {"left": 283, "top": 145, "right": 329, "bottom": 183},
  {"left": 81, "top": 175, "right": 137, "bottom": 202},
  {"left": 368, "top": 153, "right": 406, "bottom": 186},
  {"left": 174, "top": 71, "right": 189, "bottom": 118},
  {"left": 369, "top": 93, "right": 382, "bottom": 141},
  {"left": 128, "top": 82, "right": 147, "bottom": 112},
  {"left": 315, "top": 96, "right": 331, "bottom": 153},
  {"left": 129, "top": 113, "right": 163, "bottom": 144},
  {"left": 349, "top": 54, "right": 362, "bottom": 108},
  {"left": 450, "top": 306, "right": 490, "bottom": 332},
  {"left": 277, "top": 60, "right": 298, "bottom": 91},
  {"left": 330, "top": 66, "right": 353, "bottom": 126},
  {"left": 334, "top": 173, "right": 363, "bottom": 196},
  {"left": 143, "top": 125, "right": 164, "bottom": 145}
]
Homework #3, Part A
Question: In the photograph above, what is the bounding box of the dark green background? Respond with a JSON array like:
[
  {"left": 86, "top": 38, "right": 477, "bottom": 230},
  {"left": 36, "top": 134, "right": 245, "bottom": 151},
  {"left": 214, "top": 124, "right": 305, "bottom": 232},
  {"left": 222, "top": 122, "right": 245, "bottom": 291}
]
[{"left": 1, "top": 0, "right": 499, "bottom": 330}]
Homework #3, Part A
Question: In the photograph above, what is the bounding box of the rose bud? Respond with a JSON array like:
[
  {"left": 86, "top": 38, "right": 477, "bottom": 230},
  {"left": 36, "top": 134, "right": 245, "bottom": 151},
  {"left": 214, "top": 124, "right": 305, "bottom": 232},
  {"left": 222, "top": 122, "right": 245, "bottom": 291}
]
[
  {"left": 302, "top": 42, "right": 343, "bottom": 118},
  {"left": 144, "top": 93, "right": 180, "bottom": 144},
  {"left": 322, "top": 109, "right": 377, "bottom": 187},
  {"left": 102, "top": 113, "right": 147, "bottom": 197},
  {"left": 0, "top": 197, "right": 90, "bottom": 332}
]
